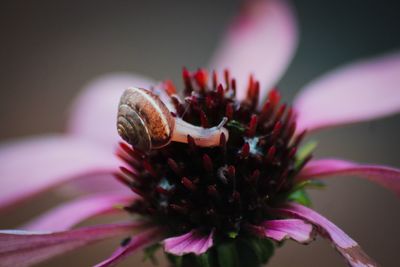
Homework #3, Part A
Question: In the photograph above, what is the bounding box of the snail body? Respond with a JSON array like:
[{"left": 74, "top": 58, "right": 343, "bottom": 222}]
[
  {"left": 171, "top": 117, "right": 228, "bottom": 147},
  {"left": 117, "top": 87, "right": 229, "bottom": 151}
]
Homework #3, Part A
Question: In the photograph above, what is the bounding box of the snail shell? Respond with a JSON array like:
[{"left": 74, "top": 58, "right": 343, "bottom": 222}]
[{"left": 117, "top": 87, "right": 175, "bottom": 151}]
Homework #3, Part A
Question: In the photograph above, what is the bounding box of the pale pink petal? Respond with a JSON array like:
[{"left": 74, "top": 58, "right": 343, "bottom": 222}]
[
  {"left": 294, "top": 51, "right": 400, "bottom": 133},
  {"left": 248, "top": 219, "right": 314, "bottom": 243},
  {"left": 0, "top": 135, "right": 125, "bottom": 211},
  {"left": 67, "top": 73, "right": 157, "bottom": 151},
  {"left": 273, "top": 203, "right": 379, "bottom": 267},
  {"left": 62, "top": 173, "right": 130, "bottom": 195},
  {"left": 0, "top": 222, "right": 144, "bottom": 267},
  {"left": 95, "top": 228, "right": 164, "bottom": 267},
  {"left": 23, "top": 194, "right": 135, "bottom": 231},
  {"left": 163, "top": 229, "right": 214, "bottom": 256},
  {"left": 209, "top": 0, "right": 298, "bottom": 102},
  {"left": 297, "top": 159, "right": 400, "bottom": 196}
]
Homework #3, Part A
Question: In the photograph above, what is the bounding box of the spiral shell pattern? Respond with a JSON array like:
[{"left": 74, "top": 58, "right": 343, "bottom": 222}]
[{"left": 117, "top": 87, "right": 175, "bottom": 151}]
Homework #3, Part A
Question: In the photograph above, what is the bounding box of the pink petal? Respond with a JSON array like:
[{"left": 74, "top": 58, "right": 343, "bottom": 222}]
[
  {"left": 0, "top": 222, "right": 143, "bottom": 267},
  {"left": 297, "top": 159, "right": 400, "bottom": 196},
  {"left": 94, "top": 227, "right": 163, "bottom": 267},
  {"left": 63, "top": 173, "right": 130, "bottom": 194},
  {"left": 209, "top": 0, "right": 298, "bottom": 102},
  {"left": 23, "top": 194, "right": 135, "bottom": 231},
  {"left": 249, "top": 219, "right": 314, "bottom": 243},
  {"left": 163, "top": 229, "right": 214, "bottom": 256},
  {"left": 273, "top": 203, "right": 379, "bottom": 267},
  {"left": 67, "top": 73, "right": 157, "bottom": 151},
  {"left": 294, "top": 51, "right": 400, "bottom": 133},
  {"left": 0, "top": 135, "right": 125, "bottom": 211}
]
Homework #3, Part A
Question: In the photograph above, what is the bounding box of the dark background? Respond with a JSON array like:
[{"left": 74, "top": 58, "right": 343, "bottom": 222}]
[{"left": 0, "top": 0, "right": 399, "bottom": 266}]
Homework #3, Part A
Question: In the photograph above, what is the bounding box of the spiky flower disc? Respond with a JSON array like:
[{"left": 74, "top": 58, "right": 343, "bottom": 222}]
[{"left": 116, "top": 68, "right": 306, "bottom": 239}]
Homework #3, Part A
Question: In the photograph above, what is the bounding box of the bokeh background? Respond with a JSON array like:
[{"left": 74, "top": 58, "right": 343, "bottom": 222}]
[{"left": 1, "top": 0, "right": 400, "bottom": 266}]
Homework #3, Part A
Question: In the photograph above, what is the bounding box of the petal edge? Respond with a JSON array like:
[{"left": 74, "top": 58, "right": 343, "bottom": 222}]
[
  {"left": 0, "top": 222, "right": 143, "bottom": 267},
  {"left": 273, "top": 203, "right": 380, "bottom": 267},
  {"left": 294, "top": 51, "right": 400, "bottom": 133},
  {"left": 0, "top": 135, "right": 124, "bottom": 211},
  {"left": 94, "top": 227, "right": 163, "bottom": 267},
  {"left": 163, "top": 229, "right": 214, "bottom": 256},
  {"left": 248, "top": 219, "right": 314, "bottom": 243},
  {"left": 297, "top": 159, "right": 400, "bottom": 196},
  {"left": 209, "top": 0, "right": 298, "bottom": 103},
  {"left": 67, "top": 73, "right": 157, "bottom": 150},
  {"left": 23, "top": 194, "right": 135, "bottom": 231}
]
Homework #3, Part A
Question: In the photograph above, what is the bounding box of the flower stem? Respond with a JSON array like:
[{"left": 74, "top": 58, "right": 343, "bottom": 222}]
[{"left": 166, "top": 237, "right": 274, "bottom": 267}]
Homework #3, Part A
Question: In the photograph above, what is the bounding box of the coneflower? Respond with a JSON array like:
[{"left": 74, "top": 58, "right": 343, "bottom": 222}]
[{"left": 0, "top": 0, "right": 399, "bottom": 266}]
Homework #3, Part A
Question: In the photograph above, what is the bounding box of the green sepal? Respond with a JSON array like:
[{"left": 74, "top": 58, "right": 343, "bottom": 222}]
[
  {"left": 217, "top": 242, "right": 239, "bottom": 267},
  {"left": 143, "top": 243, "right": 161, "bottom": 265},
  {"left": 166, "top": 253, "right": 183, "bottom": 267},
  {"left": 239, "top": 238, "right": 275, "bottom": 265},
  {"left": 294, "top": 141, "right": 318, "bottom": 170},
  {"left": 287, "top": 174, "right": 326, "bottom": 207},
  {"left": 296, "top": 140, "right": 318, "bottom": 161},
  {"left": 227, "top": 231, "right": 239, "bottom": 239},
  {"left": 196, "top": 252, "right": 212, "bottom": 267},
  {"left": 293, "top": 179, "right": 326, "bottom": 191},
  {"left": 226, "top": 120, "right": 246, "bottom": 132},
  {"left": 166, "top": 252, "right": 214, "bottom": 267},
  {"left": 165, "top": 236, "right": 275, "bottom": 267},
  {"left": 287, "top": 189, "right": 312, "bottom": 206}
]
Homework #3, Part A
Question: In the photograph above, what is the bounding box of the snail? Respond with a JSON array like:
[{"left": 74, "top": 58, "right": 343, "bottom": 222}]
[{"left": 117, "top": 87, "right": 229, "bottom": 151}]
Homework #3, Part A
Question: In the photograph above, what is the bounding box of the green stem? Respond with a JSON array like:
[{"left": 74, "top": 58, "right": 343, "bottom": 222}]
[{"left": 166, "top": 237, "right": 274, "bottom": 267}]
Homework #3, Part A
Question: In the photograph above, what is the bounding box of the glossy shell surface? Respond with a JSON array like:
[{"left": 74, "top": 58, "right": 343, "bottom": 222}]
[{"left": 117, "top": 87, "right": 175, "bottom": 151}]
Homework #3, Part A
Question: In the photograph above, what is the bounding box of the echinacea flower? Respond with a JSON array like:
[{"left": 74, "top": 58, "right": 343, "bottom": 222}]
[{"left": 1, "top": 0, "right": 400, "bottom": 267}]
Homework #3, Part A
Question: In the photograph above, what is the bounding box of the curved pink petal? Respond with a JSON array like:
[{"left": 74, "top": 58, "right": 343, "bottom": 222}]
[
  {"left": 67, "top": 73, "right": 157, "bottom": 151},
  {"left": 209, "top": 0, "right": 298, "bottom": 102},
  {"left": 95, "top": 227, "right": 164, "bottom": 267},
  {"left": 63, "top": 173, "right": 130, "bottom": 195},
  {"left": 297, "top": 159, "right": 400, "bottom": 196},
  {"left": 0, "top": 222, "right": 143, "bottom": 267},
  {"left": 273, "top": 203, "right": 379, "bottom": 267},
  {"left": 0, "top": 135, "right": 125, "bottom": 211},
  {"left": 294, "top": 51, "right": 400, "bottom": 133},
  {"left": 163, "top": 229, "right": 214, "bottom": 256},
  {"left": 23, "top": 194, "right": 136, "bottom": 231},
  {"left": 248, "top": 219, "right": 314, "bottom": 243}
]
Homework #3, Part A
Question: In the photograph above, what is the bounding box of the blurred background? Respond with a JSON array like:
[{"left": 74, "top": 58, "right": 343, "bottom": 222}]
[{"left": 1, "top": 0, "right": 400, "bottom": 266}]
